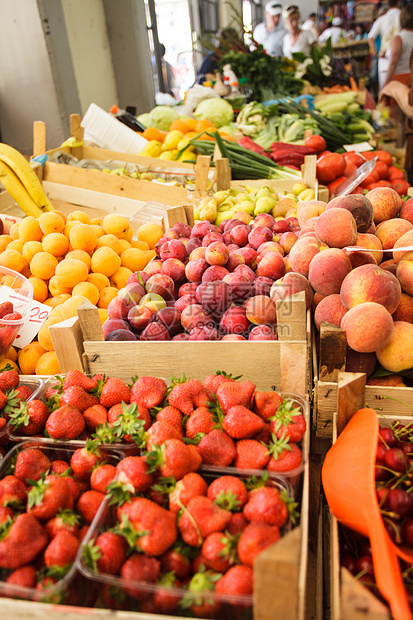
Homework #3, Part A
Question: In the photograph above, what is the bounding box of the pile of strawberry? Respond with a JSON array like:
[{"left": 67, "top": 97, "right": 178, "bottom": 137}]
[
  {"left": 0, "top": 301, "right": 23, "bottom": 359},
  {"left": 81, "top": 460, "right": 295, "bottom": 616},
  {"left": 9, "top": 370, "right": 306, "bottom": 477},
  {"left": 0, "top": 368, "right": 40, "bottom": 448},
  {"left": 0, "top": 441, "right": 119, "bottom": 602}
]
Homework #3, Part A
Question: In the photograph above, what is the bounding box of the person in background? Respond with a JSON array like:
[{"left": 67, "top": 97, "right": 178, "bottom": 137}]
[
  {"left": 195, "top": 27, "right": 240, "bottom": 85},
  {"left": 283, "top": 5, "right": 317, "bottom": 58},
  {"left": 318, "top": 17, "right": 345, "bottom": 45},
  {"left": 368, "top": 0, "right": 401, "bottom": 91},
  {"left": 253, "top": 2, "right": 286, "bottom": 57},
  {"left": 302, "top": 12, "right": 318, "bottom": 39},
  {"left": 354, "top": 23, "right": 368, "bottom": 40},
  {"left": 159, "top": 43, "right": 176, "bottom": 98}
]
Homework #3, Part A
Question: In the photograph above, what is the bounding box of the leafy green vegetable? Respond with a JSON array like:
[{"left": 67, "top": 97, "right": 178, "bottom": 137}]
[
  {"left": 194, "top": 98, "right": 234, "bottom": 128},
  {"left": 147, "top": 106, "right": 180, "bottom": 131},
  {"left": 236, "top": 102, "right": 267, "bottom": 137}
]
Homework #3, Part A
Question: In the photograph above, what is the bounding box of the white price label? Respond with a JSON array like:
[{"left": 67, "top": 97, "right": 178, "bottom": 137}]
[{"left": 0, "top": 286, "right": 51, "bottom": 349}]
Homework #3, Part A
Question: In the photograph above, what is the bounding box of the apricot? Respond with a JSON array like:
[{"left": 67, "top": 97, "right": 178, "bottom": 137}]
[
  {"left": 340, "top": 264, "right": 401, "bottom": 314},
  {"left": 376, "top": 321, "right": 413, "bottom": 372},
  {"left": 341, "top": 302, "right": 394, "bottom": 353}
]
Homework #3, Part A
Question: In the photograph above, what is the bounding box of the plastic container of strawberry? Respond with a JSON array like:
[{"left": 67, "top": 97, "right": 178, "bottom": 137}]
[
  {"left": 7, "top": 375, "right": 143, "bottom": 454},
  {"left": 0, "top": 375, "right": 44, "bottom": 448},
  {"left": 77, "top": 469, "right": 293, "bottom": 617},
  {"left": 0, "top": 440, "right": 124, "bottom": 605},
  {"left": 0, "top": 266, "right": 33, "bottom": 363}
]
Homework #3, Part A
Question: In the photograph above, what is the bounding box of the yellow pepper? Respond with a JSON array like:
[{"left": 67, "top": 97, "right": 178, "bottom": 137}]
[
  {"left": 140, "top": 140, "right": 162, "bottom": 158},
  {"left": 162, "top": 130, "right": 184, "bottom": 151}
]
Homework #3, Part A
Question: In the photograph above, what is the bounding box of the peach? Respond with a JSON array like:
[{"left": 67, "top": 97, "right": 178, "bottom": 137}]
[
  {"left": 297, "top": 200, "right": 327, "bottom": 227},
  {"left": 297, "top": 218, "right": 318, "bottom": 237},
  {"left": 312, "top": 292, "right": 326, "bottom": 311},
  {"left": 400, "top": 196, "right": 413, "bottom": 224},
  {"left": 379, "top": 258, "right": 398, "bottom": 275},
  {"left": 365, "top": 187, "right": 402, "bottom": 224},
  {"left": 270, "top": 272, "right": 314, "bottom": 310},
  {"left": 308, "top": 248, "right": 352, "bottom": 297},
  {"left": 345, "top": 250, "right": 377, "bottom": 270},
  {"left": 272, "top": 197, "right": 296, "bottom": 219},
  {"left": 392, "top": 292, "right": 413, "bottom": 323},
  {"left": 354, "top": 233, "right": 383, "bottom": 264},
  {"left": 288, "top": 237, "right": 320, "bottom": 278},
  {"left": 326, "top": 194, "right": 373, "bottom": 233},
  {"left": 315, "top": 208, "right": 357, "bottom": 248},
  {"left": 393, "top": 230, "right": 413, "bottom": 263},
  {"left": 341, "top": 302, "right": 394, "bottom": 353},
  {"left": 376, "top": 218, "right": 413, "bottom": 250},
  {"left": 396, "top": 250, "right": 413, "bottom": 295},
  {"left": 376, "top": 321, "right": 413, "bottom": 372},
  {"left": 340, "top": 264, "right": 401, "bottom": 314},
  {"left": 245, "top": 295, "right": 276, "bottom": 325},
  {"left": 367, "top": 375, "right": 407, "bottom": 387},
  {"left": 314, "top": 294, "right": 348, "bottom": 330},
  {"left": 345, "top": 347, "right": 376, "bottom": 376}
]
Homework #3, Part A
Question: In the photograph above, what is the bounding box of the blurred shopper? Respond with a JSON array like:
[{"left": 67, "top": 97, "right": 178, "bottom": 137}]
[
  {"left": 159, "top": 43, "right": 177, "bottom": 98},
  {"left": 253, "top": 2, "right": 286, "bottom": 57},
  {"left": 302, "top": 12, "right": 318, "bottom": 39},
  {"left": 354, "top": 24, "right": 368, "bottom": 40},
  {"left": 283, "top": 5, "right": 317, "bottom": 58},
  {"left": 318, "top": 17, "right": 345, "bottom": 44},
  {"left": 368, "top": 0, "right": 401, "bottom": 90}
]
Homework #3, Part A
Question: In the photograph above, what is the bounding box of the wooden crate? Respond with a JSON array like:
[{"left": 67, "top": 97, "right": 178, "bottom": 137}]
[
  {"left": 48, "top": 291, "right": 311, "bottom": 398},
  {"left": 313, "top": 322, "right": 413, "bottom": 439}
]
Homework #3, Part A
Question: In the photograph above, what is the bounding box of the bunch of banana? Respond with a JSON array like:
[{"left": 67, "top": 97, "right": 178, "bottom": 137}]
[{"left": 0, "top": 143, "right": 54, "bottom": 217}]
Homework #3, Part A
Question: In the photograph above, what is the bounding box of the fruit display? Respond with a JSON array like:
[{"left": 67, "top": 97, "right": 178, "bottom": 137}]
[
  {"left": 0, "top": 368, "right": 42, "bottom": 448},
  {"left": 0, "top": 440, "right": 121, "bottom": 603}
]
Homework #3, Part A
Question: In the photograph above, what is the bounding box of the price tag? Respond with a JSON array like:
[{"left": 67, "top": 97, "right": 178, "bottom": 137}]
[
  {"left": 0, "top": 286, "right": 51, "bottom": 348},
  {"left": 343, "top": 142, "right": 373, "bottom": 152}
]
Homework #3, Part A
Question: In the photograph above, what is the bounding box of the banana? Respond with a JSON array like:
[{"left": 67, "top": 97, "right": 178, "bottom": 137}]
[
  {"left": 0, "top": 142, "right": 54, "bottom": 212},
  {"left": 0, "top": 159, "right": 44, "bottom": 217}
]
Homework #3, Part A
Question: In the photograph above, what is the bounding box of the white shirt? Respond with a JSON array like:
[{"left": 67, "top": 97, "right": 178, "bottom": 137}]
[
  {"left": 385, "top": 29, "right": 413, "bottom": 75},
  {"left": 253, "top": 22, "right": 286, "bottom": 57},
  {"left": 368, "top": 7, "right": 400, "bottom": 55},
  {"left": 283, "top": 29, "right": 316, "bottom": 58},
  {"left": 318, "top": 26, "right": 344, "bottom": 45}
]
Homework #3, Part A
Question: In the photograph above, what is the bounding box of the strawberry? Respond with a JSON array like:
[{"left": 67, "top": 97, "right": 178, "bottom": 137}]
[
  {"left": 117, "top": 497, "right": 177, "bottom": 556},
  {"left": 84, "top": 531, "right": 128, "bottom": 575},
  {"left": 168, "top": 472, "right": 208, "bottom": 513},
  {"left": 130, "top": 376, "right": 168, "bottom": 409},
  {"left": 100, "top": 584, "right": 130, "bottom": 611},
  {"left": 44, "top": 529, "right": 80, "bottom": 567},
  {"left": 45, "top": 509, "right": 80, "bottom": 539},
  {"left": 100, "top": 377, "right": 130, "bottom": 408},
  {"left": 160, "top": 545, "right": 192, "bottom": 580},
  {"left": 197, "top": 429, "right": 236, "bottom": 466},
  {"left": 60, "top": 385, "right": 99, "bottom": 412},
  {"left": 0, "top": 513, "right": 48, "bottom": 569},
  {"left": 0, "top": 390, "right": 7, "bottom": 410},
  {"left": 178, "top": 496, "right": 232, "bottom": 547},
  {"left": 216, "top": 380, "right": 256, "bottom": 414},
  {"left": 222, "top": 405, "right": 264, "bottom": 439},
  {"left": 83, "top": 404, "right": 108, "bottom": 432},
  {"left": 8, "top": 400, "right": 50, "bottom": 436},
  {"left": 152, "top": 572, "right": 181, "bottom": 614},
  {"left": 2, "top": 311, "right": 22, "bottom": 321},
  {"left": 267, "top": 439, "right": 303, "bottom": 473},
  {"left": 202, "top": 531, "right": 238, "bottom": 572},
  {"left": 0, "top": 505, "right": 14, "bottom": 524},
  {"left": 66, "top": 477, "right": 82, "bottom": 504},
  {"left": 121, "top": 553, "right": 161, "bottom": 600},
  {"left": 70, "top": 439, "right": 104, "bottom": 481},
  {"left": 0, "top": 475, "right": 27, "bottom": 507},
  {"left": 168, "top": 379, "right": 209, "bottom": 416},
  {"left": 0, "top": 314, "right": 22, "bottom": 352},
  {"left": 107, "top": 401, "right": 149, "bottom": 441},
  {"left": 185, "top": 407, "right": 216, "bottom": 439},
  {"left": 207, "top": 476, "right": 248, "bottom": 511},
  {"left": 270, "top": 399, "right": 306, "bottom": 444},
  {"left": 145, "top": 438, "right": 201, "bottom": 481},
  {"left": 63, "top": 370, "right": 98, "bottom": 393},
  {"left": 45, "top": 381, "right": 61, "bottom": 401},
  {"left": 237, "top": 522, "right": 280, "bottom": 566},
  {"left": 90, "top": 463, "right": 117, "bottom": 493},
  {"left": 46, "top": 404, "right": 86, "bottom": 440},
  {"left": 77, "top": 490, "right": 106, "bottom": 524},
  {"left": 0, "top": 301, "right": 13, "bottom": 318},
  {"left": 226, "top": 512, "right": 248, "bottom": 536},
  {"left": 243, "top": 486, "right": 288, "bottom": 527},
  {"left": 253, "top": 391, "right": 283, "bottom": 421},
  {"left": 156, "top": 406, "right": 183, "bottom": 434},
  {"left": 114, "top": 456, "right": 154, "bottom": 494},
  {"left": 186, "top": 568, "right": 223, "bottom": 618},
  {"left": 146, "top": 420, "right": 182, "bottom": 450},
  {"left": 5, "top": 564, "right": 37, "bottom": 588},
  {"left": 50, "top": 460, "right": 71, "bottom": 475},
  {"left": 79, "top": 524, "right": 90, "bottom": 543},
  {"left": 0, "top": 370, "right": 19, "bottom": 392},
  {"left": 203, "top": 372, "right": 236, "bottom": 400},
  {"left": 14, "top": 385, "right": 33, "bottom": 401},
  {"left": 14, "top": 448, "right": 51, "bottom": 483},
  {"left": 234, "top": 439, "right": 270, "bottom": 470},
  {"left": 215, "top": 564, "right": 253, "bottom": 596},
  {"left": 27, "top": 474, "right": 73, "bottom": 520}
]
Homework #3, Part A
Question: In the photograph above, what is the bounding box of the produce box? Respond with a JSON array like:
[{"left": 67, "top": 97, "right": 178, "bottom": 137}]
[
  {"left": 313, "top": 323, "right": 413, "bottom": 439},
  {"left": 48, "top": 291, "right": 311, "bottom": 399}
]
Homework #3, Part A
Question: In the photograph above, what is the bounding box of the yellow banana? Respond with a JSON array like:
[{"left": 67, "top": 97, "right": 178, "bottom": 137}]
[
  {"left": 0, "top": 142, "right": 54, "bottom": 211},
  {"left": 0, "top": 160, "right": 44, "bottom": 217}
]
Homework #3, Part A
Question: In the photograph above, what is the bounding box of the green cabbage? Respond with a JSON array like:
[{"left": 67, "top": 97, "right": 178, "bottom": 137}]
[
  {"left": 217, "top": 122, "right": 237, "bottom": 136},
  {"left": 194, "top": 98, "right": 234, "bottom": 128},
  {"left": 147, "top": 106, "right": 180, "bottom": 131},
  {"left": 136, "top": 113, "right": 151, "bottom": 128}
]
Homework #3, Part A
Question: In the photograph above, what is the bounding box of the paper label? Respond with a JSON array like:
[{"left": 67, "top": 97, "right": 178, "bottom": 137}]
[
  {"left": 343, "top": 142, "right": 373, "bottom": 152},
  {"left": 0, "top": 286, "right": 51, "bottom": 348}
]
